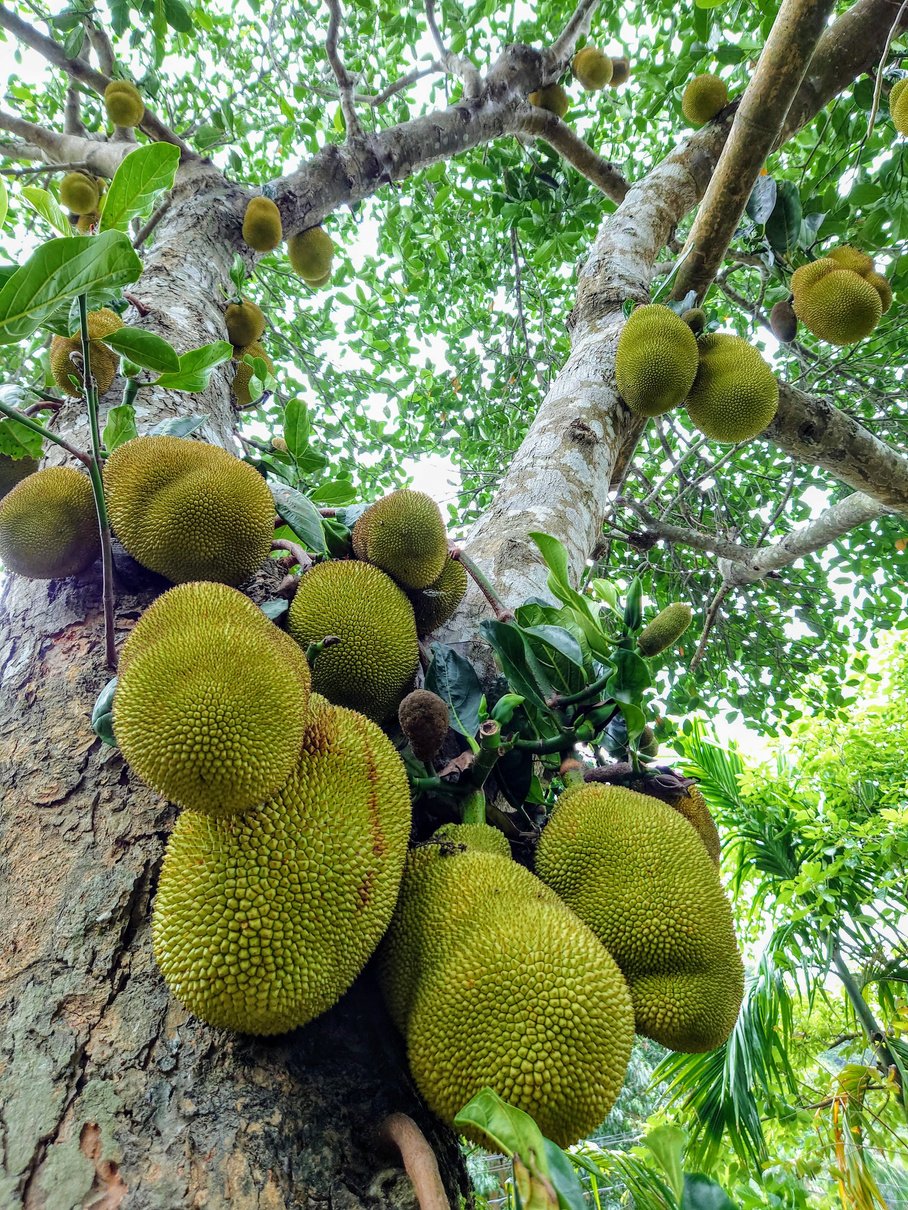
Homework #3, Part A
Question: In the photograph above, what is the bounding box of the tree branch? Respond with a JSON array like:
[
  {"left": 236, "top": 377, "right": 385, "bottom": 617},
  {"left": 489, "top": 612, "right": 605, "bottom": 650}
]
[
  {"left": 508, "top": 105, "right": 629, "bottom": 202},
  {"left": 544, "top": 0, "right": 601, "bottom": 75},
  {"left": 0, "top": 108, "right": 141, "bottom": 178},
  {"left": 325, "top": 0, "right": 363, "bottom": 138},
  {"left": 367, "top": 60, "right": 444, "bottom": 106},
  {"left": 425, "top": 0, "right": 482, "bottom": 96},
  {"left": 614, "top": 498, "right": 757, "bottom": 561},
  {"left": 377, "top": 1114, "right": 449, "bottom": 1210}
]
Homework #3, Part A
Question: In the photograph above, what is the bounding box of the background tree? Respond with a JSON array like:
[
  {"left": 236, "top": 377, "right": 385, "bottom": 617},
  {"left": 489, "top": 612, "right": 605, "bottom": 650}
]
[{"left": 1, "top": 0, "right": 907, "bottom": 1203}]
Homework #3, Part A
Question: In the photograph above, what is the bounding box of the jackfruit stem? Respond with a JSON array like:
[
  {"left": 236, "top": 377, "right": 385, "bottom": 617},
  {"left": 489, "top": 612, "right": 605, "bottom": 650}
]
[
  {"left": 271, "top": 537, "right": 313, "bottom": 572},
  {"left": 375, "top": 1114, "right": 449, "bottom": 1210},
  {"left": 304, "top": 635, "right": 341, "bottom": 668},
  {"left": 460, "top": 789, "right": 487, "bottom": 826},
  {"left": 547, "top": 668, "right": 611, "bottom": 709},
  {"left": 469, "top": 719, "right": 502, "bottom": 789},
  {"left": 451, "top": 547, "right": 512, "bottom": 622},
  {"left": 514, "top": 728, "right": 577, "bottom": 754}
]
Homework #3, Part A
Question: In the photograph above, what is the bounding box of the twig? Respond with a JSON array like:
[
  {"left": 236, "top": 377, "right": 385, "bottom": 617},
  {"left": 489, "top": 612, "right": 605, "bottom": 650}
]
[
  {"left": 544, "top": 0, "right": 601, "bottom": 74},
  {"left": 133, "top": 197, "right": 173, "bottom": 248},
  {"left": 368, "top": 60, "right": 443, "bottom": 106},
  {"left": 615, "top": 498, "right": 756, "bottom": 561},
  {"left": 324, "top": 0, "right": 363, "bottom": 138},
  {"left": 425, "top": 0, "right": 482, "bottom": 96},
  {"left": 271, "top": 538, "right": 313, "bottom": 572},
  {"left": 0, "top": 159, "right": 88, "bottom": 176},
  {"left": 377, "top": 1114, "right": 448, "bottom": 1210},
  {"left": 508, "top": 106, "right": 630, "bottom": 204},
  {"left": 86, "top": 21, "right": 115, "bottom": 76},
  {"left": 451, "top": 546, "right": 512, "bottom": 621},
  {"left": 64, "top": 82, "right": 85, "bottom": 136},
  {"left": 689, "top": 584, "right": 730, "bottom": 673}
]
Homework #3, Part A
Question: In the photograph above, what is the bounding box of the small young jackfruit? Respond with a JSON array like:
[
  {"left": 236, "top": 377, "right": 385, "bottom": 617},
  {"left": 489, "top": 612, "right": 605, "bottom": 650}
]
[
  {"left": 232, "top": 343, "right": 274, "bottom": 408},
  {"left": 638, "top": 602, "right": 693, "bottom": 656},
  {"left": 528, "top": 84, "right": 570, "bottom": 117},
  {"left": 572, "top": 47, "right": 613, "bottom": 91},
  {"left": 408, "top": 554, "right": 468, "bottom": 635},
  {"left": 0, "top": 454, "right": 39, "bottom": 500},
  {"left": 609, "top": 57, "right": 630, "bottom": 87},
  {"left": 615, "top": 304, "right": 700, "bottom": 417},
  {"left": 399, "top": 689, "right": 449, "bottom": 762},
  {"left": 242, "top": 196, "right": 283, "bottom": 252},
  {"left": 889, "top": 77, "right": 908, "bottom": 135},
  {"left": 225, "top": 300, "right": 266, "bottom": 348},
  {"left": 50, "top": 307, "right": 124, "bottom": 397},
  {"left": 104, "top": 80, "right": 145, "bottom": 127},
  {"left": 352, "top": 489, "right": 448, "bottom": 589},
  {"left": 152, "top": 695, "right": 411, "bottom": 1034},
  {"left": 288, "top": 560, "right": 419, "bottom": 721},
  {"left": 685, "top": 333, "right": 779, "bottom": 443},
  {"left": 104, "top": 434, "right": 275, "bottom": 585},
  {"left": 59, "top": 172, "right": 99, "bottom": 215},
  {"left": 681, "top": 74, "right": 728, "bottom": 126},
  {"left": 288, "top": 226, "right": 334, "bottom": 283},
  {"left": 669, "top": 787, "right": 721, "bottom": 865},
  {"left": 681, "top": 307, "right": 706, "bottom": 335},
  {"left": 115, "top": 582, "right": 311, "bottom": 816},
  {"left": 769, "top": 299, "right": 798, "bottom": 343},
  {"left": 792, "top": 266, "right": 882, "bottom": 345},
  {"left": 0, "top": 466, "right": 100, "bottom": 579},
  {"left": 75, "top": 211, "right": 99, "bottom": 234}
]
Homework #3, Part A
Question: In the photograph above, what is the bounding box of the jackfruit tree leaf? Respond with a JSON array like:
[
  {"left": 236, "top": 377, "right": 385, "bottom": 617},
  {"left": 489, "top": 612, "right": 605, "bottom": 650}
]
[
  {"left": 541, "top": 1139, "right": 586, "bottom": 1210},
  {"left": 100, "top": 143, "right": 180, "bottom": 232},
  {"left": 311, "top": 478, "right": 356, "bottom": 506},
  {"left": 63, "top": 23, "right": 85, "bottom": 57},
  {"left": 681, "top": 1175, "right": 737, "bottom": 1209},
  {"left": 480, "top": 620, "right": 551, "bottom": 709},
  {"left": 321, "top": 515, "right": 352, "bottom": 556},
  {"left": 425, "top": 643, "right": 484, "bottom": 737},
  {"left": 764, "top": 180, "right": 802, "bottom": 254},
  {"left": 152, "top": 340, "right": 232, "bottom": 391},
  {"left": 336, "top": 502, "right": 369, "bottom": 528},
  {"left": 148, "top": 414, "right": 207, "bottom": 437},
  {"left": 103, "top": 404, "right": 139, "bottom": 452},
  {"left": 521, "top": 627, "right": 586, "bottom": 695},
  {"left": 606, "top": 647, "right": 652, "bottom": 704},
  {"left": 0, "top": 266, "right": 16, "bottom": 291},
  {"left": 0, "top": 177, "right": 6, "bottom": 230},
  {"left": 270, "top": 483, "right": 328, "bottom": 555},
  {"left": 695, "top": 0, "right": 726, "bottom": 9},
  {"left": 21, "top": 187, "right": 69, "bottom": 235},
  {"left": 0, "top": 411, "right": 43, "bottom": 459},
  {"left": 799, "top": 211, "right": 826, "bottom": 249},
  {"left": 283, "top": 398, "right": 310, "bottom": 460},
  {"left": 643, "top": 1124, "right": 686, "bottom": 1199},
  {"left": 163, "top": 0, "right": 193, "bottom": 32},
  {"left": 454, "top": 1088, "right": 550, "bottom": 1177},
  {"left": 90, "top": 677, "right": 118, "bottom": 747},
  {"left": 745, "top": 176, "right": 777, "bottom": 225},
  {"left": 0, "top": 232, "right": 142, "bottom": 345},
  {"left": 102, "top": 326, "right": 180, "bottom": 373}
]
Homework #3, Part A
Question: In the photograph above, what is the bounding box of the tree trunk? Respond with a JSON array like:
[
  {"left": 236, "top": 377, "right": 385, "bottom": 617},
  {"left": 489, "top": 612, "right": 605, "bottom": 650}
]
[{"left": 0, "top": 173, "right": 468, "bottom": 1208}]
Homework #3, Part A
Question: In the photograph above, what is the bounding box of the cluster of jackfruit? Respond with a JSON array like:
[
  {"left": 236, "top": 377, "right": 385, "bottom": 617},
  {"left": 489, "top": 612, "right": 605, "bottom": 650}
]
[
  {"left": 50, "top": 307, "right": 123, "bottom": 397},
  {"left": 791, "top": 248, "right": 892, "bottom": 346},
  {"left": 104, "top": 80, "right": 145, "bottom": 128},
  {"left": 681, "top": 74, "right": 728, "bottom": 126},
  {"left": 223, "top": 299, "right": 275, "bottom": 407},
  {"left": 0, "top": 465, "right": 100, "bottom": 579},
  {"left": 528, "top": 46, "right": 630, "bottom": 116}
]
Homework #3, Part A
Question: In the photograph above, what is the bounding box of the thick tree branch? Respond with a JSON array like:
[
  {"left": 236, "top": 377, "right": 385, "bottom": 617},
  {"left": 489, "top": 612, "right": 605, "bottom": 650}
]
[
  {"left": 672, "top": 0, "right": 836, "bottom": 302},
  {"left": 544, "top": 0, "right": 600, "bottom": 75},
  {"left": 325, "top": 0, "right": 363, "bottom": 138},
  {"left": 615, "top": 499, "right": 756, "bottom": 561},
  {"left": 425, "top": 0, "right": 482, "bottom": 96},
  {"left": 0, "top": 139, "right": 47, "bottom": 162},
  {"left": 377, "top": 1114, "right": 449, "bottom": 1210},
  {"left": 509, "top": 105, "right": 629, "bottom": 202},
  {"left": 0, "top": 109, "right": 139, "bottom": 177}
]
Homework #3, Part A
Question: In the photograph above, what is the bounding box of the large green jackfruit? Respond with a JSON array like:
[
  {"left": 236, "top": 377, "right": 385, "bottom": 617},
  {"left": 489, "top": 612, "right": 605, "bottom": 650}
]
[
  {"left": 104, "top": 80, "right": 144, "bottom": 127},
  {"left": 114, "top": 582, "right": 310, "bottom": 814},
  {"left": 242, "top": 197, "right": 283, "bottom": 252},
  {"left": 352, "top": 489, "right": 448, "bottom": 589},
  {"left": 0, "top": 466, "right": 100, "bottom": 579},
  {"left": 684, "top": 333, "right": 778, "bottom": 442},
  {"left": 615, "top": 305, "right": 700, "bottom": 417},
  {"left": 408, "top": 554, "right": 468, "bottom": 635},
  {"left": 889, "top": 78, "right": 908, "bottom": 135},
  {"left": 287, "top": 560, "right": 419, "bottom": 721},
  {"left": 379, "top": 825, "right": 634, "bottom": 1147},
  {"left": 59, "top": 172, "right": 99, "bottom": 215},
  {"left": 104, "top": 435, "right": 274, "bottom": 585},
  {"left": 535, "top": 784, "right": 744, "bottom": 1052},
  {"left": 572, "top": 47, "right": 613, "bottom": 90},
  {"left": 0, "top": 454, "right": 39, "bottom": 500},
  {"left": 50, "top": 308, "right": 123, "bottom": 397},
  {"left": 681, "top": 74, "right": 728, "bottom": 126},
  {"left": 288, "top": 226, "right": 334, "bottom": 283},
  {"left": 791, "top": 249, "right": 888, "bottom": 345},
  {"left": 152, "top": 695, "right": 411, "bottom": 1034}
]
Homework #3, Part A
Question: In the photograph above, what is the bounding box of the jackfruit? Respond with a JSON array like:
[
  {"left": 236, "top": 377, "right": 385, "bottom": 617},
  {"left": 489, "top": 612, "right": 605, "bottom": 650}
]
[
  {"left": 0, "top": 466, "right": 100, "bottom": 579},
  {"left": 639, "top": 725, "right": 659, "bottom": 758},
  {"left": 615, "top": 304, "right": 700, "bottom": 417},
  {"left": 685, "top": 333, "right": 778, "bottom": 443},
  {"left": 352, "top": 489, "right": 448, "bottom": 590},
  {"left": 104, "top": 80, "right": 145, "bottom": 127},
  {"left": 769, "top": 299, "right": 797, "bottom": 343},
  {"left": 681, "top": 307, "right": 706, "bottom": 335},
  {"left": 115, "top": 582, "right": 310, "bottom": 815},
  {"left": 867, "top": 271, "right": 893, "bottom": 314},
  {"left": 528, "top": 84, "right": 570, "bottom": 118},
  {"left": 681, "top": 74, "right": 728, "bottom": 126},
  {"left": 152, "top": 694, "right": 411, "bottom": 1034},
  {"left": 792, "top": 265, "right": 882, "bottom": 345},
  {"left": 572, "top": 47, "right": 613, "bottom": 91},
  {"left": 225, "top": 300, "right": 266, "bottom": 348},
  {"left": 232, "top": 343, "right": 274, "bottom": 408},
  {"left": 287, "top": 560, "right": 419, "bottom": 721},
  {"left": 0, "top": 454, "right": 39, "bottom": 499},
  {"left": 536, "top": 784, "right": 744, "bottom": 1052},
  {"left": 827, "top": 246, "right": 874, "bottom": 275},
  {"left": 242, "top": 196, "right": 282, "bottom": 252},
  {"left": 104, "top": 434, "right": 275, "bottom": 585},
  {"left": 379, "top": 825, "right": 635, "bottom": 1146},
  {"left": 308, "top": 271, "right": 331, "bottom": 289},
  {"left": 609, "top": 57, "right": 630, "bottom": 87},
  {"left": 408, "top": 554, "right": 468, "bottom": 635},
  {"left": 288, "top": 226, "right": 334, "bottom": 283},
  {"left": 75, "top": 212, "right": 99, "bottom": 234},
  {"left": 50, "top": 307, "right": 123, "bottom": 397},
  {"left": 638, "top": 602, "right": 693, "bottom": 656},
  {"left": 889, "top": 77, "right": 908, "bottom": 134},
  {"left": 670, "top": 787, "right": 721, "bottom": 865},
  {"left": 399, "top": 689, "right": 449, "bottom": 762},
  {"left": 59, "top": 172, "right": 99, "bottom": 215}
]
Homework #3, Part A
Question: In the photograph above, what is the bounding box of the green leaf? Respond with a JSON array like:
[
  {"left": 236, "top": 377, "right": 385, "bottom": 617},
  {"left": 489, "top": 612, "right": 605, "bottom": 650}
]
[
  {"left": 102, "top": 326, "right": 180, "bottom": 372},
  {"left": 0, "top": 231, "right": 142, "bottom": 345},
  {"left": 623, "top": 576, "right": 644, "bottom": 630},
  {"left": 0, "top": 404, "right": 44, "bottom": 460},
  {"left": 454, "top": 1089, "right": 549, "bottom": 1172},
  {"left": 63, "top": 22, "right": 85, "bottom": 57},
  {"left": 643, "top": 1124, "right": 686, "bottom": 1199},
  {"left": 149, "top": 414, "right": 207, "bottom": 437},
  {"left": 695, "top": 0, "right": 726, "bottom": 8},
  {"left": 528, "top": 530, "right": 571, "bottom": 591},
  {"left": 681, "top": 1175, "right": 737, "bottom": 1209},
  {"left": 425, "top": 643, "right": 484, "bottom": 738},
  {"left": 91, "top": 676, "right": 118, "bottom": 747},
  {"left": 152, "top": 340, "right": 232, "bottom": 391},
  {"left": 270, "top": 483, "right": 328, "bottom": 554},
  {"left": 311, "top": 478, "right": 356, "bottom": 506},
  {"left": 746, "top": 175, "right": 777, "bottom": 225},
  {"left": 100, "top": 143, "right": 180, "bottom": 232},
  {"left": 102, "top": 403, "right": 139, "bottom": 452},
  {"left": 541, "top": 1140, "right": 586, "bottom": 1210},
  {"left": 283, "top": 398, "right": 310, "bottom": 459},
  {"left": 480, "top": 620, "right": 552, "bottom": 710},
  {"left": 764, "top": 179, "right": 802, "bottom": 254},
  {"left": 606, "top": 647, "right": 653, "bottom": 705},
  {"left": 21, "top": 186, "right": 69, "bottom": 235},
  {"left": 163, "top": 0, "right": 193, "bottom": 32}
]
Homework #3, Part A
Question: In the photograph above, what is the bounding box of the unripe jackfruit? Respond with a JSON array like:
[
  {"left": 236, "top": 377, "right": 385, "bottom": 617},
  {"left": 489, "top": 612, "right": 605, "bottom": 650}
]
[
  {"left": 528, "top": 84, "right": 570, "bottom": 117},
  {"left": 75, "top": 211, "right": 99, "bottom": 234},
  {"left": 0, "top": 454, "right": 39, "bottom": 500},
  {"left": 638, "top": 602, "right": 693, "bottom": 656},
  {"left": 670, "top": 787, "right": 721, "bottom": 865},
  {"left": 50, "top": 307, "right": 123, "bottom": 397},
  {"left": 0, "top": 466, "right": 99, "bottom": 579},
  {"left": 288, "top": 559, "right": 419, "bottom": 721},
  {"left": 572, "top": 47, "right": 613, "bottom": 90},
  {"left": 827, "top": 246, "right": 874, "bottom": 276},
  {"left": 609, "top": 57, "right": 630, "bottom": 87},
  {"left": 288, "top": 226, "right": 334, "bottom": 283},
  {"left": 242, "top": 196, "right": 283, "bottom": 252},
  {"left": 104, "top": 80, "right": 145, "bottom": 127},
  {"left": 769, "top": 299, "right": 797, "bottom": 343},
  {"left": 352, "top": 489, "right": 448, "bottom": 589},
  {"left": 685, "top": 333, "right": 778, "bottom": 443},
  {"left": 615, "top": 304, "right": 700, "bottom": 417},
  {"left": 792, "top": 265, "right": 882, "bottom": 345},
  {"left": 104, "top": 434, "right": 274, "bottom": 585},
  {"left": 889, "top": 78, "right": 908, "bottom": 134},
  {"left": 225, "top": 300, "right": 266, "bottom": 348},
  {"left": 115, "top": 582, "right": 311, "bottom": 815},
  {"left": 232, "top": 343, "right": 274, "bottom": 408},
  {"left": 867, "top": 271, "right": 893, "bottom": 314},
  {"left": 536, "top": 784, "right": 744, "bottom": 1052},
  {"left": 152, "top": 695, "right": 411, "bottom": 1034},
  {"left": 681, "top": 74, "right": 728, "bottom": 126},
  {"left": 399, "top": 689, "right": 449, "bottom": 762},
  {"left": 408, "top": 554, "right": 468, "bottom": 635},
  {"left": 59, "top": 172, "right": 99, "bottom": 215}
]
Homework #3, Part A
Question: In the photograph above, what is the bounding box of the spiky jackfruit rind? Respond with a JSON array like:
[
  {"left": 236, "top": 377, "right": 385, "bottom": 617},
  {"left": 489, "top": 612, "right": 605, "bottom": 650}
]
[
  {"left": 0, "top": 454, "right": 39, "bottom": 500},
  {"left": 115, "top": 582, "right": 311, "bottom": 816},
  {"left": 242, "top": 197, "right": 283, "bottom": 252},
  {"left": 408, "top": 555, "right": 468, "bottom": 635},
  {"left": 352, "top": 489, "right": 448, "bottom": 589},
  {"left": 638, "top": 602, "right": 693, "bottom": 656},
  {"left": 827, "top": 246, "right": 874, "bottom": 276},
  {"left": 288, "top": 560, "right": 419, "bottom": 721},
  {"left": 769, "top": 299, "right": 797, "bottom": 343},
  {"left": 0, "top": 466, "right": 100, "bottom": 579},
  {"left": 536, "top": 783, "right": 744, "bottom": 1052},
  {"left": 685, "top": 332, "right": 778, "bottom": 443},
  {"left": 681, "top": 74, "right": 728, "bottom": 126},
  {"left": 225, "top": 300, "right": 266, "bottom": 349},
  {"left": 50, "top": 308, "right": 124, "bottom": 397},
  {"left": 430, "top": 822, "right": 511, "bottom": 858},
  {"left": 609, "top": 57, "right": 630, "bottom": 87},
  {"left": 572, "top": 47, "right": 613, "bottom": 90},
  {"left": 615, "top": 304, "right": 700, "bottom": 417},
  {"left": 792, "top": 267, "right": 882, "bottom": 345},
  {"left": 104, "top": 434, "right": 275, "bottom": 585},
  {"left": 866, "top": 272, "right": 893, "bottom": 314},
  {"left": 398, "top": 689, "right": 449, "bottom": 762},
  {"left": 152, "top": 696, "right": 411, "bottom": 1034},
  {"left": 670, "top": 787, "right": 721, "bottom": 865},
  {"left": 104, "top": 80, "right": 145, "bottom": 127},
  {"left": 287, "top": 227, "right": 335, "bottom": 283},
  {"left": 232, "top": 343, "right": 274, "bottom": 408},
  {"left": 681, "top": 307, "right": 706, "bottom": 335},
  {"left": 75, "top": 211, "right": 99, "bottom": 234},
  {"left": 889, "top": 78, "right": 908, "bottom": 134},
  {"left": 528, "top": 84, "right": 570, "bottom": 117},
  {"left": 59, "top": 172, "right": 99, "bottom": 215}
]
